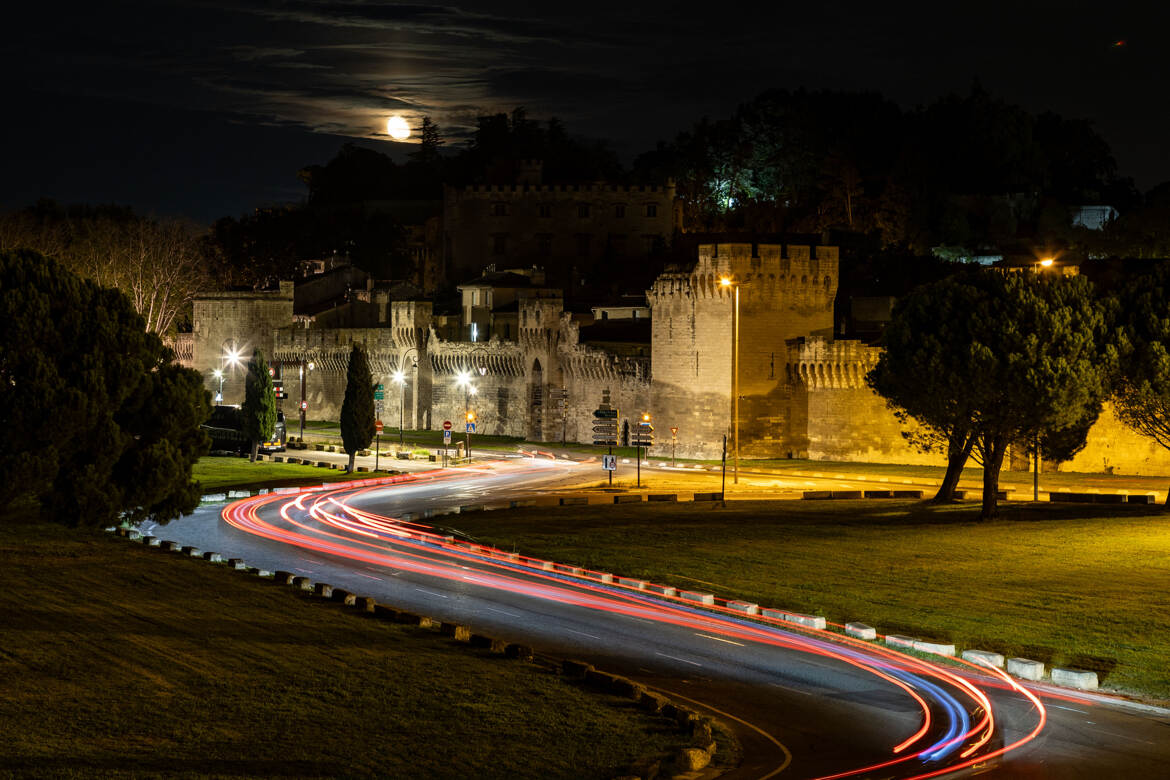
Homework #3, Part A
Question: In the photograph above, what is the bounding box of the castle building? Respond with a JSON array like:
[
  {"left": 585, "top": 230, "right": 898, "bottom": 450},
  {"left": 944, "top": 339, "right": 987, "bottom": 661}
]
[{"left": 183, "top": 242, "right": 1170, "bottom": 475}]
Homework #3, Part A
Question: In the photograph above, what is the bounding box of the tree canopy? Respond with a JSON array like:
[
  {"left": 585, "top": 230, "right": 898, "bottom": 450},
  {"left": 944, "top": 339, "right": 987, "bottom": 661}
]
[
  {"left": 340, "top": 344, "right": 375, "bottom": 472},
  {"left": 869, "top": 268, "right": 1115, "bottom": 517},
  {"left": 0, "top": 249, "right": 209, "bottom": 527},
  {"left": 1112, "top": 262, "right": 1170, "bottom": 453}
]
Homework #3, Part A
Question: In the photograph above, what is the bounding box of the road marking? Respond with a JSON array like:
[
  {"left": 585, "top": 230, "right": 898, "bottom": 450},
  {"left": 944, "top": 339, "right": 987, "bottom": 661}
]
[
  {"left": 414, "top": 587, "right": 449, "bottom": 599},
  {"left": 483, "top": 606, "right": 522, "bottom": 618},
  {"left": 1087, "top": 727, "right": 1154, "bottom": 745},
  {"left": 1049, "top": 704, "right": 1088, "bottom": 714},
  {"left": 355, "top": 572, "right": 379, "bottom": 580},
  {"left": 294, "top": 568, "right": 312, "bottom": 573},
  {"left": 567, "top": 629, "right": 601, "bottom": 640},
  {"left": 464, "top": 576, "right": 492, "bottom": 585},
  {"left": 644, "top": 683, "right": 793, "bottom": 778},
  {"left": 656, "top": 652, "right": 702, "bottom": 667},
  {"left": 696, "top": 633, "right": 745, "bottom": 646}
]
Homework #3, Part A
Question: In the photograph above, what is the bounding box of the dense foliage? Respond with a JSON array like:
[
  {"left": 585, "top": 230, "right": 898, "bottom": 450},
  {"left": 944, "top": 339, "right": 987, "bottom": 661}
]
[
  {"left": 1113, "top": 262, "right": 1170, "bottom": 454},
  {"left": 869, "top": 269, "right": 1115, "bottom": 517},
  {"left": 340, "top": 344, "right": 376, "bottom": 472},
  {"left": 0, "top": 249, "right": 209, "bottom": 527},
  {"left": 242, "top": 349, "right": 277, "bottom": 462}
]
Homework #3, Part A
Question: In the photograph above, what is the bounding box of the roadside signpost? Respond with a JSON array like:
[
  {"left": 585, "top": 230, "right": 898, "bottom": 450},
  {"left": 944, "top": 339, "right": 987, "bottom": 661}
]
[
  {"left": 374, "top": 420, "right": 383, "bottom": 472},
  {"left": 671, "top": 426, "right": 678, "bottom": 466},
  {"left": 632, "top": 414, "right": 654, "bottom": 487},
  {"left": 593, "top": 405, "right": 619, "bottom": 485},
  {"left": 373, "top": 383, "right": 384, "bottom": 401}
]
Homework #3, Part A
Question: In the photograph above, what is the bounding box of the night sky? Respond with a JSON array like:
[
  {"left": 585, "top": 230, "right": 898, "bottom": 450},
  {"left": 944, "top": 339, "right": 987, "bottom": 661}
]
[{"left": 3, "top": 2, "right": 1164, "bottom": 223}]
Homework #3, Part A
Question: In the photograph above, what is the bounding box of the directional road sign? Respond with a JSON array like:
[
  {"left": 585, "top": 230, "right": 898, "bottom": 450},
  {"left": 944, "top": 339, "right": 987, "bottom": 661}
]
[
  {"left": 602, "top": 454, "right": 617, "bottom": 471},
  {"left": 593, "top": 408, "right": 618, "bottom": 419}
]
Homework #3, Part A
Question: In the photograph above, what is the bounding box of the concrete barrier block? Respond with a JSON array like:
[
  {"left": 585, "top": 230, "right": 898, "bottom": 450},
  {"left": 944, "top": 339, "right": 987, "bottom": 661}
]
[
  {"left": 313, "top": 583, "right": 333, "bottom": 599},
  {"left": 291, "top": 576, "right": 312, "bottom": 591},
  {"left": 913, "top": 639, "right": 956, "bottom": 656},
  {"left": 504, "top": 644, "right": 534, "bottom": 661},
  {"left": 468, "top": 633, "right": 494, "bottom": 648},
  {"left": 373, "top": 604, "right": 400, "bottom": 621},
  {"left": 761, "top": 609, "right": 826, "bottom": 630},
  {"left": 553, "top": 564, "right": 584, "bottom": 576},
  {"left": 273, "top": 456, "right": 284, "bottom": 463},
  {"left": 1051, "top": 667, "right": 1098, "bottom": 690},
  {"left": 727, "top": 600, "right": 759, "bottom": 615},
  {"left": 962, "top": 649, "right": 1005, "bottom": 668},
  {"left": 648, "top": 493, "right": 678, "bottom": 502},
  {"left": 559, "top": 496, "right": 587, "bottom": 505},
  {"left": 459, "top": 504, "right": 485, "bottom": 513},
  {"left": 1007, "top": 657, "right": 1045, "bottom": 681},
  {"left": 614, "top": 494, "right": 644, "bottom": 503},
  {"left": 331, "top": 589, "right": 356, "bottom": 606},
  {"left": 202, "top": 552, "right": 223, "bottom": 563},
  {"left": 227, "top": 558, "right": 246, "bottom": 570},
  {"left": 831, "top": 490, "right": 863, "bottom": 499},
  {"left": 845, "top": 622, "right": 877, "bottom": 640},
  {"left": 885, "top": 634, "right": 917, "bottom": 650},
  {"left": 562, "top": 659, "right": 593, "bottom": 678},
  {"left": 316, "top": 461, "right": 330, "bottom": 468},
  {"left": 617, "top": 577, "right": 648, "bottom": 589},
  {"left": 1096, "top": 493, "right": 1126, "bottom": 504},
  {"left": 251, "top": 568, "right": 273, "bottom": 578},
  {"left": 273, "top": 570, "right": 295, "bottom": 585},
  {"left": 802, "top": 490, "right": 833, "bottom": 500},
  {"left": 590, "top": 572, "right": 614, "bottom": 583},
  {"left": 143, "top": 536, "right": 159, "bottom": 546},
  {"left": 227, "top": 490, "right": 251, "bottom": 499},
  {"left": 646, "top": 584, "right": 677, "bottom": 597},
  {"left": 680, "top": 591, "right": 715, "bottom": 605},
  {"left": 357, "top": 466, "right": 369, "bottom": 472},
  {"left": 675, "top": 747, "right": 712, "bottom": 772},
  {"left": 440, "top": 623, "right": 471, "bottom": 641},
  {"left": 692, "top": 492, "right": 722, "bottom": 501},
  {"left": 892, "top": 490, "right": 925, "bottom": 499},
  {"left": 355, "top": 596, "right": 375, "bottom": 612},
  {"left": 180, "top": 545, "right": 201, "bottom": 557},
  {"left": 1127, "top": 494, "right": 1155, "bottom": 504},
  {"left": 585, "top": 669, "right": 618, "bottom": 690},
  {"left": 864, "top": 490, "right": 894, "bottom": 498},
  {"left": 639, "top": 691, "right": 669, "bottom": 714}
]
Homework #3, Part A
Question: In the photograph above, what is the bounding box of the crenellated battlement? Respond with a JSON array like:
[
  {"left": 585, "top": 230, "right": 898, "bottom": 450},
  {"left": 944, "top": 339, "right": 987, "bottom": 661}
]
[
  {"left": 428, "top": 341, "right": 526, "bottom": 377},
  {"left": 785, "top": 337, "right": 881, "bottom": 390},
  {"left": 647, "top": 243, "right": 838, "bottom": 305}
]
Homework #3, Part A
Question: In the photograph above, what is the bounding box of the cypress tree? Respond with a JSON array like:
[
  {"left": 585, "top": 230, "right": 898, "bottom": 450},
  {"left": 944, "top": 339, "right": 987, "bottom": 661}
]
[
  {"left": 242, "top": 348, "right": 276, "bottom": 462},
  {"left": 340, "top": 344, "right": 376, "bottom": 472}
]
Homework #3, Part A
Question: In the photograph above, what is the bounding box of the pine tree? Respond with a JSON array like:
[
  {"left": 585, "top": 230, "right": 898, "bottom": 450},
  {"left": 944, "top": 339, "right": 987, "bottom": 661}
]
[
  {"left": 242, "top": 349, "right": 276, "bottom": 462},
  {"left": 0, "top": 249, "right": 209, "bottom": 527},
  {"left": 411, "top": 116, "right": 444, "bottom": 164},
  {"left": 340, "top": 344, "right": 376, "bottom": 472}
]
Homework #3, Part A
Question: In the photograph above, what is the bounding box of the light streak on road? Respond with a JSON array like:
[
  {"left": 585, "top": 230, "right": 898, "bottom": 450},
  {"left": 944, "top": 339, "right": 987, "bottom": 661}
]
[{"left": 219, "top": 460, "right": 1048, "bottom": 777}]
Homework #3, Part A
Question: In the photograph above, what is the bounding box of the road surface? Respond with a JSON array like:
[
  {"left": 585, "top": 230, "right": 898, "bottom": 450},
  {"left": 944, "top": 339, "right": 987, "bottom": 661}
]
[{"left": 146, "top": 456, "right": 1170, "bottom": 778}]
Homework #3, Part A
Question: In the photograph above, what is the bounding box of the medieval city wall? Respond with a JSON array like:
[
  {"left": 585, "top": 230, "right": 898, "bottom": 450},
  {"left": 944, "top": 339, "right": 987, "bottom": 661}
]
[
  {"left": 790, "top": 338, "right": 944, "bottom": 465},
  {"left": 1061, "top": 402, "right": 1170, "bottom": 475},
  {"left": 192, "top": 282, "right": 294, "bottom": 405},
  {"left": 648, "top": 243, "right": 839, "bottom": 459}
]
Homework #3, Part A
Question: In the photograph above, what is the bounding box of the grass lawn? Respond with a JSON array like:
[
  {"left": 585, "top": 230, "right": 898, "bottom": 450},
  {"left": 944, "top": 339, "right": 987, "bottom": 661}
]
[
  {"left": 0, "top": 520, "right": 685, "bottom": 779},
  {"left": 192, "top": 455, "right": 401, "bottom": 493},
  {"left": 447, "top": 500, "right": 1170, "bottom": 700}
]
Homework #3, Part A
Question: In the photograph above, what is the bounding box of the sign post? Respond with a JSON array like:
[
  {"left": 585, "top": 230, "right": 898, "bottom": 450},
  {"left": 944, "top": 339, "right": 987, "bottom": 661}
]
[
  {"left": 632, "top": 414, "right": 654, "bottom": 488},
  {"left": 671, "top": 426, "right": 678, "bottom": 467},
  {"left": 374, "top": 419, "right": 383, "bottom": 472},
  {"left": 592, "top": 406, "right": 619, "bottom": 486}
]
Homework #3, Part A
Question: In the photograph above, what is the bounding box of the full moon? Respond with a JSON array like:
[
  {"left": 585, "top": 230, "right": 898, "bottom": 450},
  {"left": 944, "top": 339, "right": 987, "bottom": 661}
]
[{"left": 386, "top": 115, "right": 411, "bottom": 140}]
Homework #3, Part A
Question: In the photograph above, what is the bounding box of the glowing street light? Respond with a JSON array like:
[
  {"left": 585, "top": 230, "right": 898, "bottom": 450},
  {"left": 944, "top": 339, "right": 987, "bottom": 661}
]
[
  {"left": 391, "top": 369, "right": 407, "bottom": 448},
  {"left": 1039, "top": 258, "right": 1054, "bottom": 268},
  {"left": 720, "top": 276, "right": 740, "bottom": 485},
  {"left": 212, "top": 369, "right": 224, "bottom": 403}
]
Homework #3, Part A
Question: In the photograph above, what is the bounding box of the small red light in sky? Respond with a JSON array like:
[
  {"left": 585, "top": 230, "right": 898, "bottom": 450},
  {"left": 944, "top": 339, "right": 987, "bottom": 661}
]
[{"left": 1113, "top": 39, "right": 1126, "bottom": 47}]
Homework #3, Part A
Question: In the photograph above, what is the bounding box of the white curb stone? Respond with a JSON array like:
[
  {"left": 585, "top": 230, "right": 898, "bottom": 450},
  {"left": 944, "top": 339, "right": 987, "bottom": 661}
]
[
  {"left": 962, "top": 649, "right": 1005, "bottom": 668},
  {"left": 845, "top": 622, "right": 876, "bottom": 640},
  {"left": 617, "top": 577, "right": 647, "bottom": 589},
  {"left": 680, "top": 591, "right": 715, "bottom": 605},
  {"left": 727, "top": 601, "right": 759, "bottom": 615},
  {"left": 885, "top": 634, "right": 917, "bottom": 649},
  {"left": 913, "top": 640, "right": 956, "bottom": 657},
  {"left": 1007, "top": 657, "right": 1045, "bottom": 681},
  {"left": 761, "top": 609, "right": 826, "bottom": 630},
  {"left": 646, "top": 584, "right": 677, "bottom": 597},
  {"left": 1052, "top": 667, "right": 1098, "bottom": 691}
]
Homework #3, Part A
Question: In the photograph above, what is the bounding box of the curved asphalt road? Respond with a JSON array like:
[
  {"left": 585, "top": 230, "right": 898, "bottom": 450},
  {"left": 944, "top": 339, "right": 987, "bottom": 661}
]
[{"left": 144, "top": 456, "right": 1170, "bottom": 779}]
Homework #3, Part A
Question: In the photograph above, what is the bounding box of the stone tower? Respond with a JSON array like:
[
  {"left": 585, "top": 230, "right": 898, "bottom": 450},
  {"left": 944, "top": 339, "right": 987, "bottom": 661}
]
[{"left": 647, "top": 243, "right": 839, "bottom": 458}]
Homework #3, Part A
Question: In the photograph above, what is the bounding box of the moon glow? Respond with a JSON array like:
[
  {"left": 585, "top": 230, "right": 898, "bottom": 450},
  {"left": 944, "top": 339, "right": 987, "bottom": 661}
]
[{"left": 386, "top": 116, "right": 411, "bottom": 140}]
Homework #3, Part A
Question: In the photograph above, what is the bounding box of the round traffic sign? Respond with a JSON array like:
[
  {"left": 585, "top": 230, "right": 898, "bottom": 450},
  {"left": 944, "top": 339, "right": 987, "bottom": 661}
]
[
  {"left": 375, "top": 420, "right": 383, "bottom": 433},
  {"left": 443, "top": 420, "right": 452, "bottom": 430}
]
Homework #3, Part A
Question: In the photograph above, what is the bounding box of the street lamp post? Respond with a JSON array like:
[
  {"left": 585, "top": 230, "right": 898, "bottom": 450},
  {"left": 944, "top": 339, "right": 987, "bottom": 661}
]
[
  {"left": 720, "top": 277, "right": 740, "bottom": 484},
  {"left": 392, "top": 369, "right": 407, "bottom": 450},
  {"left": 213, "top": 369, "right": 224, "bottom": 403},
  {"left": 298, "top": 359, "right": 314, "bottom": 441}
]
